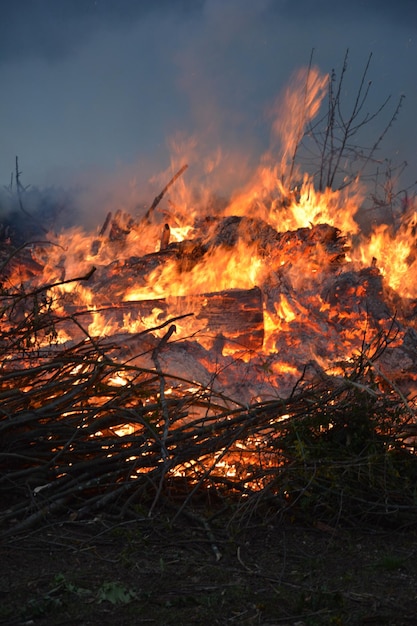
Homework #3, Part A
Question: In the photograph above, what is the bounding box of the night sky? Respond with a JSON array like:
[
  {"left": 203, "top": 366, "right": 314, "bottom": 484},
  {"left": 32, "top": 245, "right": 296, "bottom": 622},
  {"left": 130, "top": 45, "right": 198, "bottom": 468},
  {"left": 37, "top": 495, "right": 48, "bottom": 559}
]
[{"left": 0, "top": 0, "right": 416, "bottom": 224}]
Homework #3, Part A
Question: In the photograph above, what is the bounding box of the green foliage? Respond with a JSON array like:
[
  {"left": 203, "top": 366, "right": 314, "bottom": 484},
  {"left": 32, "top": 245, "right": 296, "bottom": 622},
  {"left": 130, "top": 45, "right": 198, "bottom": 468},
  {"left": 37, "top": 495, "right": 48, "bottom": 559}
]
[
  {"left": 97, "top": 581, "right": 137, "bottom": 605},
  {"left": 53, "top": 573, "right": 92, "bottom": 598},
  {"left": 272, "top": 384, "right": 417, "bottom": 525}
]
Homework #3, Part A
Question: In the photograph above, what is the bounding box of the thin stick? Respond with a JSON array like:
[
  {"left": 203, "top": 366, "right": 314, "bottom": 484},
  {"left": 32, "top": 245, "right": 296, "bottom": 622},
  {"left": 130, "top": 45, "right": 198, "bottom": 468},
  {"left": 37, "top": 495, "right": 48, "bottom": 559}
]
[
  {"left": 4, "top": 267, "right": 96, "bottom": 301},
  {"left": 148, "top": 324, "right": 177, "bottom": 516},
  {"left": 97, "top": 211, "right": 112, "bottom": 237},
  {"left": 143, "top": 164, "right": 188, "bottom": 223},
  {"left": 15, "top": 156, "right": 49, "bottom": 234}
]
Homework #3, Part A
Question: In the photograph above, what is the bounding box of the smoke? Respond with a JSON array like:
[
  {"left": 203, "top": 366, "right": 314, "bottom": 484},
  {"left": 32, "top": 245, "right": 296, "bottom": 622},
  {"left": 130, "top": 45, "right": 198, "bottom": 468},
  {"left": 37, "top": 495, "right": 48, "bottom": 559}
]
[{"left": 0, "top": 0, "right": 415, "bottom": 231}]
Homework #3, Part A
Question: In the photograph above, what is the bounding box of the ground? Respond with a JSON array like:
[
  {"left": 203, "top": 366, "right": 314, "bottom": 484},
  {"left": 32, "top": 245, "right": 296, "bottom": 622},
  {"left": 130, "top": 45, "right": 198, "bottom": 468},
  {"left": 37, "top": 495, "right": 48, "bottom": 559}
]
[{"left": 1, "top": 509, "right": 417, "bottom": 626}]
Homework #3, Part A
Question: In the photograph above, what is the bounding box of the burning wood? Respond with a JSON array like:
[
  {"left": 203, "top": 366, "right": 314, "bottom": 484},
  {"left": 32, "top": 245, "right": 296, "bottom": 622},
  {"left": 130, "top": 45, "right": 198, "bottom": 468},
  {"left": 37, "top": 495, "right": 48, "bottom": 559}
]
[
  {"left": 1, "top": 215, "right": 417, "bottom": 536},
  {"left": 142, "top": 163, "right": 188, "bottom": 224},
  {"left": 0, "top": 308, "right": 416, "bottom": 536},
  {"left": 2, "top": 69, "right": 417, "bottom": 531},
  {"left": 61, "top": 286, "right": 264, "bottom": 351},
  {"left": 2, "top": 203, "right": 417, "bottom": 402},
  {"left": 159, "top": 223, "right": 170, "bottom": 250}
]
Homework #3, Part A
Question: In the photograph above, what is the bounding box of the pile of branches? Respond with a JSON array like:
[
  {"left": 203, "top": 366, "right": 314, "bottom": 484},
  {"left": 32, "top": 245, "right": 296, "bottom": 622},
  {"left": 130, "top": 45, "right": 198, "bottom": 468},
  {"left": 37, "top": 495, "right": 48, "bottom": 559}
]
[{"left": 1, "top": 283, "right": 417, "bottom": 537}]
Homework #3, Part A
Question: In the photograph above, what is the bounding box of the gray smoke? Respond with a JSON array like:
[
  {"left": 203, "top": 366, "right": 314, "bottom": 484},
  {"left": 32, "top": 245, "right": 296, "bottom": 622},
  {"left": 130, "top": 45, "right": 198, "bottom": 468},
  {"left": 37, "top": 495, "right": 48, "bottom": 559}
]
[{"left": 0, "top": 0, "right": 415, "bottom": 228}]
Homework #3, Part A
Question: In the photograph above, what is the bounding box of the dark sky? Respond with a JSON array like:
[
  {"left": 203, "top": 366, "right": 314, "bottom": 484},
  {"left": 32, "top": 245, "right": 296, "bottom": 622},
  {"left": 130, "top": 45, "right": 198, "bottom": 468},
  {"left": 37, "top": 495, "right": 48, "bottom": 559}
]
[{"left": 0, "top": 0, "right": 416, "bottom": 208}]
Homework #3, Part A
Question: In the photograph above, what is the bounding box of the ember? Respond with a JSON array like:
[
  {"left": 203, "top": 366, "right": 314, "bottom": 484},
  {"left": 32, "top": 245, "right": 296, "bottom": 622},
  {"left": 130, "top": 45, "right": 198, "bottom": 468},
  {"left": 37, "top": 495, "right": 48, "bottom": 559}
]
[{"left": 1, "top": 62, "right": 417, "bottom": 533}]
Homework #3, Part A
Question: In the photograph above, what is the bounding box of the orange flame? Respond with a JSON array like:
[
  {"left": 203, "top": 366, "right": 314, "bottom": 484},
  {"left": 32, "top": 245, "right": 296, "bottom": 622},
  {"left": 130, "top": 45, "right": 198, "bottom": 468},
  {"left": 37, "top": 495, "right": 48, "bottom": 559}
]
[{"left": 4, "top": 64, "right": 416, "bottom": 405}]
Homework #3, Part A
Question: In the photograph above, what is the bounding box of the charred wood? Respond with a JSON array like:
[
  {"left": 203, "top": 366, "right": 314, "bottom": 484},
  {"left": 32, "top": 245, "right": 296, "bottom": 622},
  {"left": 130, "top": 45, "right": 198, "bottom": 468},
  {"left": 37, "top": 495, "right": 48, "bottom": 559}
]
[
  {"left": 159, "top": 223, "right": 170, "bottom": 250},
  {"left": 60, "top": 287, "right": 264, "bottom": 351},
  {"left": 142, "top": 164, "right": 188, "bottom": 224}
]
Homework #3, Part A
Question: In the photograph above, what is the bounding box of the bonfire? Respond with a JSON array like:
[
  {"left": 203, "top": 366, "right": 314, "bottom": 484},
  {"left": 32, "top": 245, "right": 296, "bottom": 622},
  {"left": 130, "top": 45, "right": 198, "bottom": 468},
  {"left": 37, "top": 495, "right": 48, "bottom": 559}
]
[{"left": 1, "top": 60, "right": 417, "bottom": 535}]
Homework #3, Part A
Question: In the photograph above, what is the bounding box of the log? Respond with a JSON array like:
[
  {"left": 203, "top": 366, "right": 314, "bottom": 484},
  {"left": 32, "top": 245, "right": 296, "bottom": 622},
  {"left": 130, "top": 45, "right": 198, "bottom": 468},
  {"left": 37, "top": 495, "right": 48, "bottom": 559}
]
[
  {"left": 60, "top": 287, "right": 264, "bottom": 352},
  {"left": 89, "top": 220, "right": 348, "bottom": 304},
  {"left": 89, "top": 240, "right": 206, "bottom": 301}
]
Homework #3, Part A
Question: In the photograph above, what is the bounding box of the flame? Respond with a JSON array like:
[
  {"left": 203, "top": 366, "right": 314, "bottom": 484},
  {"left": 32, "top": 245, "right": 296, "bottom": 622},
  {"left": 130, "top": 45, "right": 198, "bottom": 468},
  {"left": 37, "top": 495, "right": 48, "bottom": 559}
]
[
  {"left": 272, "top": 66, "right": 329, "bottom": 178},
  {"left": 353, "top": 211, "right": 417, "bottom": 299},
  {"left": 3, "top": 63, "right": 416, "bottom": 410},
  {"left": 4, "top": 64, "right": 417, "bottom": 495}
]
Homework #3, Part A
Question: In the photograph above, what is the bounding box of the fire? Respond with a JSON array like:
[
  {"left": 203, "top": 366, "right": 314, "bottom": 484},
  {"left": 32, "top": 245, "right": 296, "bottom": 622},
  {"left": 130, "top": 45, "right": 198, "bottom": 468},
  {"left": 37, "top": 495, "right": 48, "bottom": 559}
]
[
  {"left": 272, "top": 67, "right": 329, "bottom": 172},
  {"left": 3, "top": 62, "right": 417, "bottom": 521},
  {"left": 353, "top": 213, "right": 417, "bottom": 299},
  {"left": 2, "top": 64, "right": 416, "bottom": 407},
  {"left": 275, "top": 294, "right": 296, "bottom": 324}
]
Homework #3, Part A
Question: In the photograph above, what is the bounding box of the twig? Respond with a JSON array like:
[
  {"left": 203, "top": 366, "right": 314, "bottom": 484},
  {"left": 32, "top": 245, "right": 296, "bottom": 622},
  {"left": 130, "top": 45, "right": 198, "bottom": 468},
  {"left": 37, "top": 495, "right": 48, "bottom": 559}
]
[
  {"left": 148, "top": 324, "right": 177, "bottom": 516},
  {"left": 0, "top": 240, "right": 65, "bottom": 275},
  {"left": 181, "top": 508, "right": 222, "bottom": 561},
  {"left": 15, "top": 156, "right": 49, "bottom": 234},
  {"left": 142, "top": 164, "right": 188, "bottom": 223},
  {"left": 152, "top": 325, "right": 177, "bottom": 460},
  {"left": 364, "top": 356, "right": 417, "bottom": 422},
  {"left": 99, "top": 211, "right": 112, "bottom": 236},
  {"left": 1, "top": 292, "right": 417, "bottom": 535},
  {"left": 3, "top": 266, "right": 96, "bottom": 302}
]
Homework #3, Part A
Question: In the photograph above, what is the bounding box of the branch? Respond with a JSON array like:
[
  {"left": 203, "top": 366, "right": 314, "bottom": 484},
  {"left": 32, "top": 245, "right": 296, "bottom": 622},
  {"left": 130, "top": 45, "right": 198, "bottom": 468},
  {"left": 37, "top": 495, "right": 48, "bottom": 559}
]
[{"left": 142, "top": 164, "right": 188, "bottom": 223}]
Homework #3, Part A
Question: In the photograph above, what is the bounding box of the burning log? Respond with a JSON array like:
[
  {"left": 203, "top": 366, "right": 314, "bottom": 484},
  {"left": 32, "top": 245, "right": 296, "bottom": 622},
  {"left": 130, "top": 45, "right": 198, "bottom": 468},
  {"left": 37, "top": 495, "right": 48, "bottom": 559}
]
[
  {"left": 323, "top": 267, "right": 394, "bottom": 321},
  {"left": 88, "top": 220, "right": 348, "bottom": 303},
  {"left": 202, "top": 216, "right": 348, "bottom": 262},
  {"left": 62, "top": 286, "right": 264, "bottom": 352}
]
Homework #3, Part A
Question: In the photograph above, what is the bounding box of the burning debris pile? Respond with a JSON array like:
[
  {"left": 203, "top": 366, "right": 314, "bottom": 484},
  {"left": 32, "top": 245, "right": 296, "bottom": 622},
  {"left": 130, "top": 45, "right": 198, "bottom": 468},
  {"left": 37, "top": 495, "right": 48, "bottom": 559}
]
[
  {"left": 2, "top": 188, "right": 417, "bottom": 533},
  {"left": 2, "top": 63, "right": 417, "bottom": 533}
]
